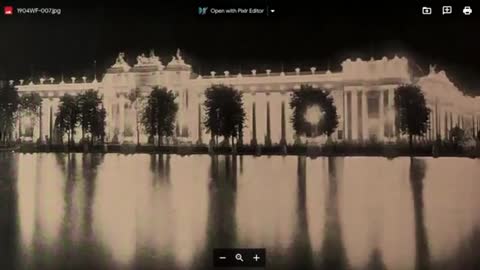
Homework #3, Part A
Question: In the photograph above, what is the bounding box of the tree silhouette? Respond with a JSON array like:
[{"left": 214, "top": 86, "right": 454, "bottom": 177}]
[
  {"left": 0, "top": 84, "right": 19, "bottom": 145},
  {"left": 203, "top": 84, "right": 245, "bottom": 146},
  {"left": 449, "top": 126, "right": 465, "bottom": 150},
  {"left": 394, "top": 85, "right": 430, "bottom": 152},
  {"left": 91, "top": 104, "right": 106, "bottom": 144},
  {"left": 290, "top": 84, "right": 339, "bottom": 139},
  {"left": 56, "top": 94, "right": 80, "bottom": 146},
  {"left": 77, "top": 90, "right": 106, "bottom": 145},
  {"left": 409, "top": 158, "right": 430, "bottom": 270},
  {"left": 140, "top": 87, "right": 178, "bottom": 145},
  {"left": 19, "top": 92, "right": 42, "bottom": 139}
]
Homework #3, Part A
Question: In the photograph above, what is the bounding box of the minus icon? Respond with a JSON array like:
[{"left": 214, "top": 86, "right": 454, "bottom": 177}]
[{"left": 219, "top": 256, "right": 227, "bottom": 259}]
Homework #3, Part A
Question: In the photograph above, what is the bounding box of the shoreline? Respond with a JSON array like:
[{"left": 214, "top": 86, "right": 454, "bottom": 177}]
[{"left": 2, "top": 143, "right": 479, "bottom": 158}]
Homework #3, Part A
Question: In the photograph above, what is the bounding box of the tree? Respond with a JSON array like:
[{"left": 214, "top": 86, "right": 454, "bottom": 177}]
[
  {"left": 0, "top": 84, "right": 20, "bottom": 145},
  {"left": 290, "top": 84, "right": 339, "bottom": 140},
  {"left": 91, "top": 104, "right": 106, "bottom": 144},
  {"left": 19, "top": 92, "right": 42, "bottom": 140},
  {"left": 128, "top": 88, "right": 144, "bottom": 145},
  {"left": 203, "top": 84, "right": 245, "bottom": 146},
  {"left": 141, "top": 87, "right": 178, "bottom": 145},
  {"left": 77, "top": 90, "right": 106, "bottom": 144},
  {"left": 449, "top": 126, "right": 465, "bottom": 150},
  {"left": 56, "top": 94, "right": 80, "bottom": 145},
  {"left": 394, "top": 85, "right": 431, "bottom": 151}
]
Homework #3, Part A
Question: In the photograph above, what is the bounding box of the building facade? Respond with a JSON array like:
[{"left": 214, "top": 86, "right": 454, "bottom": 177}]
[{"left": 12, "top": 49, "right": 480, "bottom": 144}]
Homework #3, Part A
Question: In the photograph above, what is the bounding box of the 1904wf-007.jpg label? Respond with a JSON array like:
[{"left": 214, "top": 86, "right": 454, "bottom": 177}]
[{"left": 12, "top": 7, "right": 62, "bottom": 15}]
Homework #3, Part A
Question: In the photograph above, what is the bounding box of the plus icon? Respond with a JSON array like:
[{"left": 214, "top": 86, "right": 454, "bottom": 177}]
[{"left": 253, "top": 254, "right": 261, "bottom": 262}]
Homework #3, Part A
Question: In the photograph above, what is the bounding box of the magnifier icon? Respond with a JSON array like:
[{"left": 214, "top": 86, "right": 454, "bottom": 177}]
[{"left": 235, "top": 253, "right": 244, "bottom": 262}]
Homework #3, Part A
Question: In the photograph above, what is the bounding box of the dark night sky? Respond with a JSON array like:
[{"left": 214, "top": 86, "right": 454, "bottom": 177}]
[{"left": 1, "top": 1, "right": 479, "bottom": 95}]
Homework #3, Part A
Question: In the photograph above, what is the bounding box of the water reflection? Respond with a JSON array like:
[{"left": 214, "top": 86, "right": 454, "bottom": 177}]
[
  {"left": 319, "top": 157, "right": 348, "bottom": 269},
  {"left": 0, "top": 153, "right": 19, "bottom": 270},
  {"left": 340, "top": 157, "right": 415, "bottom": 270},
  {"left": 410, "top": 158, "right": 430, "bottom": 270},
  {"left": 4, "top": 154, "right": 480, "bottom": 269},
  {"left": 235, "top": 156, "right": 297, "bottom": 259},
  {"left": 422, "top": 158, "right": 480, "bottom": 270}
]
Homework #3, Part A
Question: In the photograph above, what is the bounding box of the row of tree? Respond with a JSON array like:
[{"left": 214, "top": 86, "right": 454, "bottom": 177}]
[
  {"left": 0, "top": 82, "right": 438, "bottom": 149},
  {"left": 0, "top": 85, "right": 42, "bottom": 145},
  {"left": 55, "top": 90, "right": 107, "bottom": 145}
]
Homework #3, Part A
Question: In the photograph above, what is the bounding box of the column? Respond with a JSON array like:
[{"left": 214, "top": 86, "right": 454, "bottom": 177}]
[
  {"left": 280, "top": 99, "right": 286, "bottom": 145},
  {"left": 270, "top": 93, "right": 281, "bottom": 144},
  {"left": 362, "top": 90, "right": 368, "bottom": 141},
  {"left": 477, "top": 116, "right": 480, "bottom": 137},
  {"left": 331, "top": 90, "right": 342, "bottom": 140},
  {"left": 119, "top": 96, "right": 125, "bottom": 142},
  {"left": 444, "top": 110, "right": 448, "bottom": 140},
  {"left": 451, "top": 112, "right": 455, "bottom": 128},
  {"left": 49, "top": 103, "right": 53, "bottom": 143},
  {"left": 434, "top": 110, "right": 437, "bottom": 139},
  {"left": 50, "top": 98, "right": 60, "bottom": 143},
  {"left": 265, "top": 95, "right": 272, "bottom": 147},
  {"left": 440, "top": 109, "right": 445, "bottom": 140},
  {"left": 250, "top": 97, "right": 257, "bottom": 146},
  {"left": 472, "top": 115, "right": 476, "bottom": 136},
  {"left": 389, "top": 88, "right": 396, "bottom": 139},
  {"left": 428, "top": 107, "right": 435, "bottom": 141},
  {"left": 351, "top": 90, "right": 359, "bottom": 141},
  {"left": 197, "top": 103, "right": 203, "bottom": 144},
  {"left": 38, "top": 101, "right": 43, "bottom": 143},
  {"left": 435, "top": 99, "right": 441, "bottom": 140},
  {"left": 476, "top": 116, "right": 479, "bottom": 136},
  {"left": 40, "top": 98, "right": 48, "bottom": 143},
  {"left": 176, "top": 90, "right": 183, "bottom": 137},
  {"left": 33, "top": 108, "right": 40, "bottom": 142},
  {"left": 344, "top": 91, "right": 350, "bottom": 140},
  {"left": 256, "top": 92, "right": 266, "bottom": 145},
  {"left": 379, "top": 90, "right": 385, "bottom": 141}
]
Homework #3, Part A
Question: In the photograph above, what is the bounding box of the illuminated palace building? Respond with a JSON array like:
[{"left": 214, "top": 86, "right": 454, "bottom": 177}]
[{"left": 12, "top": 50, "right": 480, "bottom": 144}]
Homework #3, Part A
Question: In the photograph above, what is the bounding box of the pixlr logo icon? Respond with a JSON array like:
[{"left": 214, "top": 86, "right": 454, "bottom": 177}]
[
  {"left": 198, "top": 7, "right": 208, "bottom": 15},
  {"left": 4, "top": 6, "right": 14, "bottom": 15}
]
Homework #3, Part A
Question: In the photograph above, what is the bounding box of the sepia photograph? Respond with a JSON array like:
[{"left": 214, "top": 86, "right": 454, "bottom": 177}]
[{"left": 0, "top": 1, "right": 479, "bottom": 269}]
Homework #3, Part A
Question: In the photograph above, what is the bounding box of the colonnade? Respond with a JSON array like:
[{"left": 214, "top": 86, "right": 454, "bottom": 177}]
[{"left": 15, "top": 88, "right": 480, "bottom": 145}]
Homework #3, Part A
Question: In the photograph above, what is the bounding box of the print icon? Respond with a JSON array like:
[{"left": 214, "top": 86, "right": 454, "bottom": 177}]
[
  {"left": 4, "top": 6, "right": 13, "bottom": 15},
  {"left": 463, "top": 6, "right": 472, "bottom": 15},
  {"left": 422, "top": 7, "right": 432, "bottom": 15},
  {"left": 442, "top": 6, "right": 452, "bottom": 15}
]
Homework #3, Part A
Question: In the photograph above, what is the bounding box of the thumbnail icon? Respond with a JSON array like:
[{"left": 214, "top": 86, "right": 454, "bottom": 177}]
[
  {"left": 422, "top": 7, "right": 432, "bottom": 15},
  {"left": 4, "top": 6, "right": 13, "bottom": 15},
  {"left": 463, "top": 6, "right": 472, "bottom": 15},
  {"left": 198, "top": 7, "right": 208, "bottom": 15},
  {"left": 442, "top": 6, "right": 452, "bottom": 15}
]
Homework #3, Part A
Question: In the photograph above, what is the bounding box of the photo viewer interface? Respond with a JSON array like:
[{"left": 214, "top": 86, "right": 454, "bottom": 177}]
[{"left": 0, "top": 0, "right": 479, "bottom": 269}]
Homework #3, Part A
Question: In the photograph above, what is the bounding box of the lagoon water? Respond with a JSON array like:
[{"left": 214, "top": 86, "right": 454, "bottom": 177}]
[{"left": 0, "top": 153, "right": 479, "bottom": 270}]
